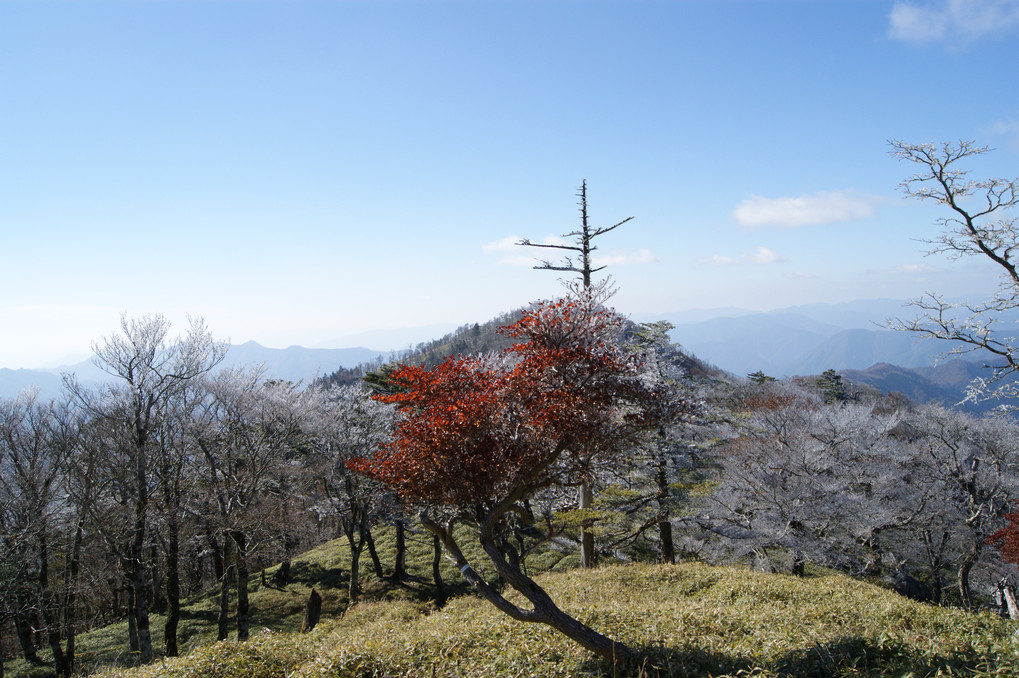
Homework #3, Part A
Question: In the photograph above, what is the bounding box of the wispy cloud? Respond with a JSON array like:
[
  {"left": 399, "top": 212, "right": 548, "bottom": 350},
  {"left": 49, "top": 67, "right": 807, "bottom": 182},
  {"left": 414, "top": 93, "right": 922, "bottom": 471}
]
[
  {"left": 889, "top": 0, "right": 1019, "bottom": 44},
  {"left": 897, "top": 263, "right": 940, "bottom": 273},
  {"left": 593, "top": 249, "right": 658, "bottom": 267},
  {"left": 989, "top": 118, "right": 1019, "bottom": 150},
  {"left": 482, "top": 235, "right": 535, "bottom": 266},
  {"left": 701, "top": 246, "right": 786, "bottom": 267},
  {"left": 733, "top": 191, "right": 876, "bottom": 230}
]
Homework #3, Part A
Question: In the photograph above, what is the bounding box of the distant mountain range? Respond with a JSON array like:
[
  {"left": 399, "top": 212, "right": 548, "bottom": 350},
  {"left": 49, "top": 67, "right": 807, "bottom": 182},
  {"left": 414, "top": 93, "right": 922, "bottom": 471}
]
[
  {"left": 648, "top": 297, "right": 1013, "bottom": 379},
  {"left": 3, "top": 298, "right": 1013, "bottom": 412},
  {"left": 0, "top": 341, "right": 392, "bottom": 400}
]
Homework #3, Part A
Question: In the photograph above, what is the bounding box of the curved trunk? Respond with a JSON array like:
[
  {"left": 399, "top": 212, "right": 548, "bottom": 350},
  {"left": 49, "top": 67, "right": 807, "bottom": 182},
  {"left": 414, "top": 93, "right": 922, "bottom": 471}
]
[
  {"left": 958, "top": 541, "right": 980, "bottom": 609},
  {"left": 421, "top": 513, "right": 638, "bottom": 666}
]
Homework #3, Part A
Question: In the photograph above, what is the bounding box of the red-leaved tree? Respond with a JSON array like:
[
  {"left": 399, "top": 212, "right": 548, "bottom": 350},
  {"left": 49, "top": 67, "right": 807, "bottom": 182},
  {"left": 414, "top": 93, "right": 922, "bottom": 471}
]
[
  {"left": 988, "top": 513, "right": 1019, "bottom": 567},
  {"left": 351, "top": 283, "right": 695, "bottom": 665}
]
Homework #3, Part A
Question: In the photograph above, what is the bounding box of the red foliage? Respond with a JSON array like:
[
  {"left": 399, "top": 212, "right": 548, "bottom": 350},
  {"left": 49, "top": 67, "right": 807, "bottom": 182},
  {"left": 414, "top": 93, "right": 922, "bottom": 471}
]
[
  {"left": 988, "top": 513, "right": 1019, "bottom": 566},
  {"left": 350, "top": 294, "right": 679, "bottom": 508}
]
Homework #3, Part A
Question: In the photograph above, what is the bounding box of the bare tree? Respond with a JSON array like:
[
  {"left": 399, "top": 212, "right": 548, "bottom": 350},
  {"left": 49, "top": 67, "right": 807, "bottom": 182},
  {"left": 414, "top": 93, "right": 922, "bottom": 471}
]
[
  {"left": 517, "top": 180, "right": 634, "bottom": 568},
  {"left": 64, "top": 314, "right": 226, "bottom": 663},
  {"left": 193, "top": 368, "right": 308, "bottom": 641},
  {"left": 307, "top": 384, "right": 393, "bottom": 605},
  {"left": 517, "top": 179, "right": 634, "bottom": 288},
  {"left": 898, "top": 405, "right": 1019, "bottom": 608},
  {"left": 890, "top": 140, "right": 1019, "bottom": 406}
]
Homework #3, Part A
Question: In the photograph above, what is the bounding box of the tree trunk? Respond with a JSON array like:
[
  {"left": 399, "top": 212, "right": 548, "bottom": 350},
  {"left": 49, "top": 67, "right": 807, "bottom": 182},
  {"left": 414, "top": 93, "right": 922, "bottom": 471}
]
[
  {"left": 958, "top": 542, "right": 980, "bottom": 609},
  {"left": 300, "top": 589, "right": 322, "bottom": 633},
  {"left": 271, "top": 559, "right": 291, "bottom": 586},
  {"left": 656, "top": 465, "right": 674, "bottom": 564},
  {"left": 1004, "top": 584, "right": 1019, "bottom": 618},
  {"left": 164, "top": 520, "right": 181, "bottom": 657},
  {"left": 43, "top": 589, "right": 67, "bottom": 678},
  {"left": 131, "top": 541, "right": 153, "bottom": 663},
  {"left": 343, "top": 521, "right": 366, "bottom": 605},
  {"left": 208, "top": 529, "right": 224, "bottom": 584},
  {"left": 131, "top": 449, "right": 153, "bottom": 663},
  {"left": 791, "top": 551, "right": 806, "bottom": 577},
  {"left": 579, "top": 483, "right": 595, "bottom": 568},
  {"left": 658, "top": 519, "right": 674, "bottom": 565},
  {"left": 393, "top": 519, "right": 408, "bottom": 580},
  {"left": 39, "top": 529, "right": 69, "bottom": 675},
  {"left": 14, "top": 602, "right": 40, "bottom": 665},
  {"left": 432, "top": 533, "right": 446, "bottom": 606},
  {"left": 232, "top": 531, "right": 249, "bottom": 641},
  {"left": 217, "top": 534, "right": 232, "bottom": 641},
  {"left": 125, "top": 572, "right": 139, "bottom": 651},
  {"left": 364, "top": 528, "right": 385, "bottom": 579},
  {"left": 59, "top": 519, "right": 86, "bottom": 678},
  {"left": 421, "top": 514, "right": 638, "bottom": 666}
]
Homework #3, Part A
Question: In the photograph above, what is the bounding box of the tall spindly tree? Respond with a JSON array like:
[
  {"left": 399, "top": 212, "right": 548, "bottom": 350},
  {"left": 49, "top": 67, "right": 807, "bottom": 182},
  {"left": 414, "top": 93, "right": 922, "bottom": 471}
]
[
  {"left": 517, "top": 180, "right": 634, "bottom": 568},
  {"left": 352, "top": 283, "right": 694, "bottom": 665}
]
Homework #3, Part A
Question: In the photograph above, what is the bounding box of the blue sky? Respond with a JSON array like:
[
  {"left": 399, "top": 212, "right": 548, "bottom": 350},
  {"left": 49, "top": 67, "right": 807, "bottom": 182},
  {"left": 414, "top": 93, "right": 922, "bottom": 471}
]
[{"left": 2, "top": 0, "right": 1018, "bottom": 367}]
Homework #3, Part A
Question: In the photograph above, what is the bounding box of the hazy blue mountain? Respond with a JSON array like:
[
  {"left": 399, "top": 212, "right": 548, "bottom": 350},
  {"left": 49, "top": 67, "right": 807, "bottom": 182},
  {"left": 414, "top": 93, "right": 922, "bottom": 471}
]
[
  {"left": 0, "top": 341, "right": 391, "bottom": 400},
  {"left": 841, "top": 359, "right": 1018, "bottom": 415},
  {"left": 0, "top": 368, "right": 66, "bottom": 400},
  {"left": 218, "top": 341, "right": 390, "bottom": 384},
  {"left": 667, "top": 312, "right": 846, "bottom": 377},
  {"left": 664, "top": 298, "right": 1000, "bottom": 378}
]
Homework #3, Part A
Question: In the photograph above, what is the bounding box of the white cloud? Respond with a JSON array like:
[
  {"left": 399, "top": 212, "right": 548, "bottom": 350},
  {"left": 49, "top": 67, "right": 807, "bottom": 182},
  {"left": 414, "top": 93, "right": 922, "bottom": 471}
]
[
  {"left": 889, "top": 0, "right": 1019, "bottom": 44},
  {"left": 482, "top": 235, "right": 545, "bottom": 266},
  {"left": 897, "top": 263, "right": 941, "bottom": 273},
  {"left": 701, "top": 246, "right": 787, "bottom": 267},
  {"left": 733, "top": 191, "right": 876, "bottom": 229},
  {"left": 593, "top": 249, "right": 658, "bottom": 267}
]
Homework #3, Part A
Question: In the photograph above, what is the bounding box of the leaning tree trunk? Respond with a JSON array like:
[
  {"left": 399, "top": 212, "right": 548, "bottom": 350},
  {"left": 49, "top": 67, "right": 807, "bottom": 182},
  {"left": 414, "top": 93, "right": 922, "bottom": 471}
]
[
  {"left": 364, "top": 527, "right": 385, "bottom": 579},
  {"left": 422, "top": 513, "right": 639, "bottom": 666},
  {"left": 958, "top": 541, "right": 981, "bottom": 610}
]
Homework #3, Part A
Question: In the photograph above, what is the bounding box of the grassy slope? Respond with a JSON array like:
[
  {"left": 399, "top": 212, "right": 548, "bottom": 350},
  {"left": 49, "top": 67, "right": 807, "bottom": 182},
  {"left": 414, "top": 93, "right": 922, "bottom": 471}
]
[{"left": 11, "top": 528, "right": 1019, "bottom": 678}]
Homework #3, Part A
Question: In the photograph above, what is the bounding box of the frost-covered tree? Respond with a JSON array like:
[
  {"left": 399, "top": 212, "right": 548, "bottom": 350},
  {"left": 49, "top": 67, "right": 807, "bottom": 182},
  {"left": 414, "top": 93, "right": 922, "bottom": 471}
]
[{"left": 891, "top": 140, "right": 1019, "bottom": 407}]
